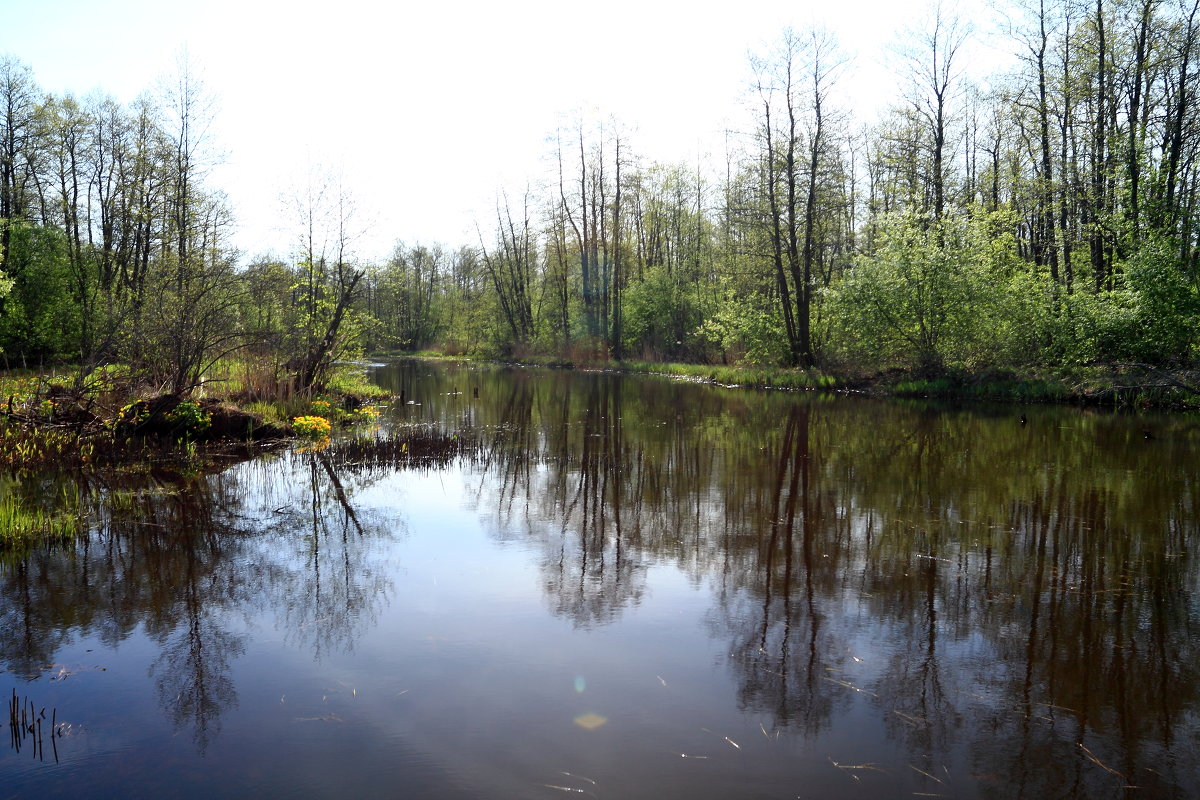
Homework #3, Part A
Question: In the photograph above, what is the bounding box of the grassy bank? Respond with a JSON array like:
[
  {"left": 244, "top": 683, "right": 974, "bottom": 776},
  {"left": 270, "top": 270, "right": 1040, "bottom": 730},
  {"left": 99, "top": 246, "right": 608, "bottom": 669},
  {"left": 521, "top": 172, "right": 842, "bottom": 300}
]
[{"left": 0, "top": 360, "right": 391, "bottom": 474}]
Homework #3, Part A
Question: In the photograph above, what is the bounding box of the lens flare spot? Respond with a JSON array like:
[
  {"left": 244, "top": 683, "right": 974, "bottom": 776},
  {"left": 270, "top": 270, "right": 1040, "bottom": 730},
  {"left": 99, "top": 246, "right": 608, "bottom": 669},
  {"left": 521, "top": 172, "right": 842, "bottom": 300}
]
[
  {"left": 574, "top": 675, "right": 586, "bottom": 693},
  {"left": 573, "top": 713, "right": 608, "bottom": 730}
]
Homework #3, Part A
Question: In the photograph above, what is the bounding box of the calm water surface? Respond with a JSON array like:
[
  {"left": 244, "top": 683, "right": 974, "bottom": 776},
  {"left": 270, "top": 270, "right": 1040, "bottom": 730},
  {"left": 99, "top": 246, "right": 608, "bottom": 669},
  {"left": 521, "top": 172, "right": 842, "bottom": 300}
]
[{"left": 2, "top": 361, "right": 1198, "bottom": 798}]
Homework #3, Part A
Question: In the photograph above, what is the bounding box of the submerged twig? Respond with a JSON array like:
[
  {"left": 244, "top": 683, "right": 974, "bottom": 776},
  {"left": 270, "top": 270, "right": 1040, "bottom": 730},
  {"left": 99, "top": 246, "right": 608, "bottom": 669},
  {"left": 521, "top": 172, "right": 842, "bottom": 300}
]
[
  {"left": 559, "top": 772, "right": 596, "bottom": 785},
  {"left": 1079, "top": 743, "right": 1124, "bottom": 778},
  {"left": 541, "top": 784, "right": 596, "bottom": 796},
  {"left": 909, "top": 765, "right": 944, "bottom": 784},
  {"left": 822, "top": 676, "right": 879, "bottom": 697}
]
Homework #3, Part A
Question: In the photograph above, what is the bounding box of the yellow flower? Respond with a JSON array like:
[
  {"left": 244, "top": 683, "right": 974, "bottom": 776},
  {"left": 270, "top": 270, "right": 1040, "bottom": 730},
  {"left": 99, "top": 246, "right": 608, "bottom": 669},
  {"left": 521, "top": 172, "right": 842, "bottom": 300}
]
[{"left": 292, "top": 415, "right": 333, "bottom": 438}]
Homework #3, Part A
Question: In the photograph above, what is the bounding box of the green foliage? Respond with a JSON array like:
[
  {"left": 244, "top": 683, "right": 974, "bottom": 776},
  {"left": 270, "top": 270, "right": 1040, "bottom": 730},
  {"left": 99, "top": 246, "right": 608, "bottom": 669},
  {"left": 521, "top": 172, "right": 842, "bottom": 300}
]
[
  {"left": 695, "top": 290, "right": 790, "bottom": 366},
  {"left": 828, "top": 210, "right": 1020, "bottom": 375},
  {"left": 0, "top": 230, "right": 11, "bottom": 301},
  {"left": 0, "top": 222, "right": 78, "bottom": 363},
  {"left": 621, "top": 265, "right": 713, "bottom": 362},
  {"left": 1100, "top": 239, "right": 1200, "bottom": 364},
  {"left": 373, "top": 244, "right": 446, "bottom": 351},
  {"left": 165, "top": 400, "right": 212, "bottom": 438}
]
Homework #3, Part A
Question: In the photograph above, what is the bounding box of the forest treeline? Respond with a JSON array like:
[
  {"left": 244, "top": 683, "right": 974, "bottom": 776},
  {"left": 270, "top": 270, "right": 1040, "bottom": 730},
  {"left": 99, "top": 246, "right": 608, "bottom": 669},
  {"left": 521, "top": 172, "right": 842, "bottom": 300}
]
[{"left": 2, "top": 0, "right": 1199, "bottom": 390}]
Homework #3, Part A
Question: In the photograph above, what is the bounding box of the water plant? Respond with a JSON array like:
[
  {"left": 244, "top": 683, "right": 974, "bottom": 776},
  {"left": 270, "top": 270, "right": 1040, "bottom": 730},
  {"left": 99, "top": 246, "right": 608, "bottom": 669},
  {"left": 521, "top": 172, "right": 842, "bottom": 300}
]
[
  {"left": 0, "top": 486, "right": 81, "bottom": 549},
  {"left": 8, "top": 689, "right": 64, "bottom": 762}
]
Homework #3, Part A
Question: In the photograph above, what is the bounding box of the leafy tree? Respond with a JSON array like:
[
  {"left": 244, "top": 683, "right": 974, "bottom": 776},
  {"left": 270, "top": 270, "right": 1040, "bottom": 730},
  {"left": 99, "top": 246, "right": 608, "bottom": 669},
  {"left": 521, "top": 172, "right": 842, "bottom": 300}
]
[
  {"left": 1093, "top": 236, "right": 1200, "bottom": 363},
  {"left": 830, "top": 210, "right": 1019, "bottom": 374},
  {"left": 621, "top": 264, "right": 712, "bottom": 362},
  {"left": 0, "top": 221, "right": 76, "bottom": 363}
]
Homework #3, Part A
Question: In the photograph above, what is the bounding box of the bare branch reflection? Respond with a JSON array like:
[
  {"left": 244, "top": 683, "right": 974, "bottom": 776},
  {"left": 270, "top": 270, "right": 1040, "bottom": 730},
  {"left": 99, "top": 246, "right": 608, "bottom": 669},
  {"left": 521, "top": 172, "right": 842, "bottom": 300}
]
[{"left": 0, "top": 446, "right": 400, "bottom": 751}]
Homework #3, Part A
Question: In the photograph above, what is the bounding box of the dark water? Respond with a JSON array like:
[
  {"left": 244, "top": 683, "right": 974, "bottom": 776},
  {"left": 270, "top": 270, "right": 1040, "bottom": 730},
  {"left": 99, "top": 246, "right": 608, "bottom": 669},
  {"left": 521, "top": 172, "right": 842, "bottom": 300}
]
[{"left": 2, "top": 360, "right": 1199, "bottom": 799}]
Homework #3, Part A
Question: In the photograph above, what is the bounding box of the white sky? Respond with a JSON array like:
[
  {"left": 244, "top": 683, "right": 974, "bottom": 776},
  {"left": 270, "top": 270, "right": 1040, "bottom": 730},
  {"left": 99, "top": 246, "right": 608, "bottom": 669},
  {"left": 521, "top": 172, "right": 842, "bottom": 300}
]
[{"left": 5, "top": 0, "right": 1013, "bottom": 263}]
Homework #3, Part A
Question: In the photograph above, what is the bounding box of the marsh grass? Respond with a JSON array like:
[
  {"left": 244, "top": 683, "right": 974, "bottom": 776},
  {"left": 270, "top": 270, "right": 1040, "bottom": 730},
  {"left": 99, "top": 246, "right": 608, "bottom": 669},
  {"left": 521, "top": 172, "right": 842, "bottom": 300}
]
[
  {"left": 0, "top": 425, "right": 93, "bottom": 469},
  {"left": 319, "top": 425, "right": 473, "bottom": 473},
  {"left": 0, "top": 485, "right": 82, "bottom": 550}
]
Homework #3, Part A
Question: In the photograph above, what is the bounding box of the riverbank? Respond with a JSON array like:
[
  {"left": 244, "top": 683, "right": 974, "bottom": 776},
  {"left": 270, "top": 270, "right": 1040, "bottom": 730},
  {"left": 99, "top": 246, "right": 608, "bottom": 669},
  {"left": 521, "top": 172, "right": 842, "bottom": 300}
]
[
  {"left": 385, "top": 351, "right": 1200, "bottom": 410},
  {"left": 0, "top": 369, "right": 389, "bottom": 550},
  {"left": 0, "top": 362, "right": 389, "bottom": 493}
]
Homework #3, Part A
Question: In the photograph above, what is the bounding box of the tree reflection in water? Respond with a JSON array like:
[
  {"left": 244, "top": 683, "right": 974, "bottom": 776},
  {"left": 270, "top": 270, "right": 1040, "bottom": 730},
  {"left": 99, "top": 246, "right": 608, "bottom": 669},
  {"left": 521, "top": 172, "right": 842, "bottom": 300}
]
[
  {"left": 438, "top": 363, "right": 1200, "bottom": 797},
  {"left": 0, "top": 361, "right": 1196, "bottom": 796},
  {"left": 0, "top": 447, "right": 399, "bottom": 751}
]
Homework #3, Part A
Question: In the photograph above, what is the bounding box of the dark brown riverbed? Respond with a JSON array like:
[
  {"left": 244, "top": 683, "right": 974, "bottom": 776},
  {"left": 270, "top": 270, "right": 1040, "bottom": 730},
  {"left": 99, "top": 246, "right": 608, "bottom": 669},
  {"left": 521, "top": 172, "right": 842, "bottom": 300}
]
[{"left": 2, "top": 359, "right": 1197, "bottom": 798}]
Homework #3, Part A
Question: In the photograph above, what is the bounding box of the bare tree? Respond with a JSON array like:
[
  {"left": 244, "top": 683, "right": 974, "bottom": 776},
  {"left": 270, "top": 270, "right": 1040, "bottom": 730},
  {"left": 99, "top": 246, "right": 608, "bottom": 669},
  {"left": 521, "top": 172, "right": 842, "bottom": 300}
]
[{"left": 895, "top": 4, "right": 971, "bottom": 222}]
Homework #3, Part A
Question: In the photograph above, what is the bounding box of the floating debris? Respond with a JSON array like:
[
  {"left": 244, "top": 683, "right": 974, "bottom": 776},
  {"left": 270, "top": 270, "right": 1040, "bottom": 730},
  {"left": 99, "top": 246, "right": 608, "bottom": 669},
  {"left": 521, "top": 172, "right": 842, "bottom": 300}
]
[
  {"left": 559, "top": 772, "right": 596, "bottom": 785},
  {"left": 541, "top": 785, "right": 594, "bottom": 796},
  {"left": 909, "top": 765, "right": 944, "bottom": 784},
  {"left": 893, "top": 711, "right": 928, "bottom": 728},
  {"left": 828, "top": 757, "right": 887, "bottom": 782},
  {"left": 822, "top": 676, "right": 879, "bottom": 697},
  {"left": 699, "top": 727, "right": 741, "bottom": 749},
  {"left": 1079, "top": 743, "right": 1124, "bottom": 777},
  {"left": 573, "top": 713, "right": 607, "bottom": 730}
]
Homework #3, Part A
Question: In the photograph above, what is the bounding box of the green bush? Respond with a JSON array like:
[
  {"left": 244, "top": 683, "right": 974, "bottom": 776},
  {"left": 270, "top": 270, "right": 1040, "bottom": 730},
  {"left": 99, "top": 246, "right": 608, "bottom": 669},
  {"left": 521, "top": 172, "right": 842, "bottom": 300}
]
[{"left": 166, "top": 400, "right": 212, "bottom": 437}]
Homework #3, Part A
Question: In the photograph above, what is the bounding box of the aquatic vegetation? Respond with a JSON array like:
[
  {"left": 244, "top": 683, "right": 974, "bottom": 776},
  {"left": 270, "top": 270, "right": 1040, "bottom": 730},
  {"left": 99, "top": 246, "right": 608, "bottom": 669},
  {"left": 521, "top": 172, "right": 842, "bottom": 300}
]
[
  {"left": 317, "top": 426, "right": 471, "bottom": 472},
  {"left": 0, "top": 485, "right": 81, "bottom": 549},
  {"left": 0, "top": 423, "right": 92, "bottom": 469},
  {"left": 8, "top": 690, "right": 65, "bottom": 762}
]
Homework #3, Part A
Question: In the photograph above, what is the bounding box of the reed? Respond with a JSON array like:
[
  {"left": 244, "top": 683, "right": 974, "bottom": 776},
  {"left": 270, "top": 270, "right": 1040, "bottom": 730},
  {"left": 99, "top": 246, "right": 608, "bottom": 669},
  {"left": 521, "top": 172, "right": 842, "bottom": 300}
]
[{"left": 8, "top": 689, "right": 62, "bottom": 763}]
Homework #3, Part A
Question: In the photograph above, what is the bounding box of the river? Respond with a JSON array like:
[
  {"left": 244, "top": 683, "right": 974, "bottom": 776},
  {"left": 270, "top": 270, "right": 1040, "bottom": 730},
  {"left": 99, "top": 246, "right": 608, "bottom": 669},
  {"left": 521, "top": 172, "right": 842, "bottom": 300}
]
[{"left": 2, "top": 359, "right": 1197, "bottom": 798}]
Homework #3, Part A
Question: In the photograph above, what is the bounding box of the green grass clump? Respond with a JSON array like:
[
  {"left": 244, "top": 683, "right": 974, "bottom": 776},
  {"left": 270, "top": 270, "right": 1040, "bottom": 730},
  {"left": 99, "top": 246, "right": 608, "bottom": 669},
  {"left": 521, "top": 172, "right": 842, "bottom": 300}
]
[
  {"left": 0, "top": 424, "right": 94, "bottom": 468},
  {"left": 0, "top": 488, "right": 82, "bottom": 550}
]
